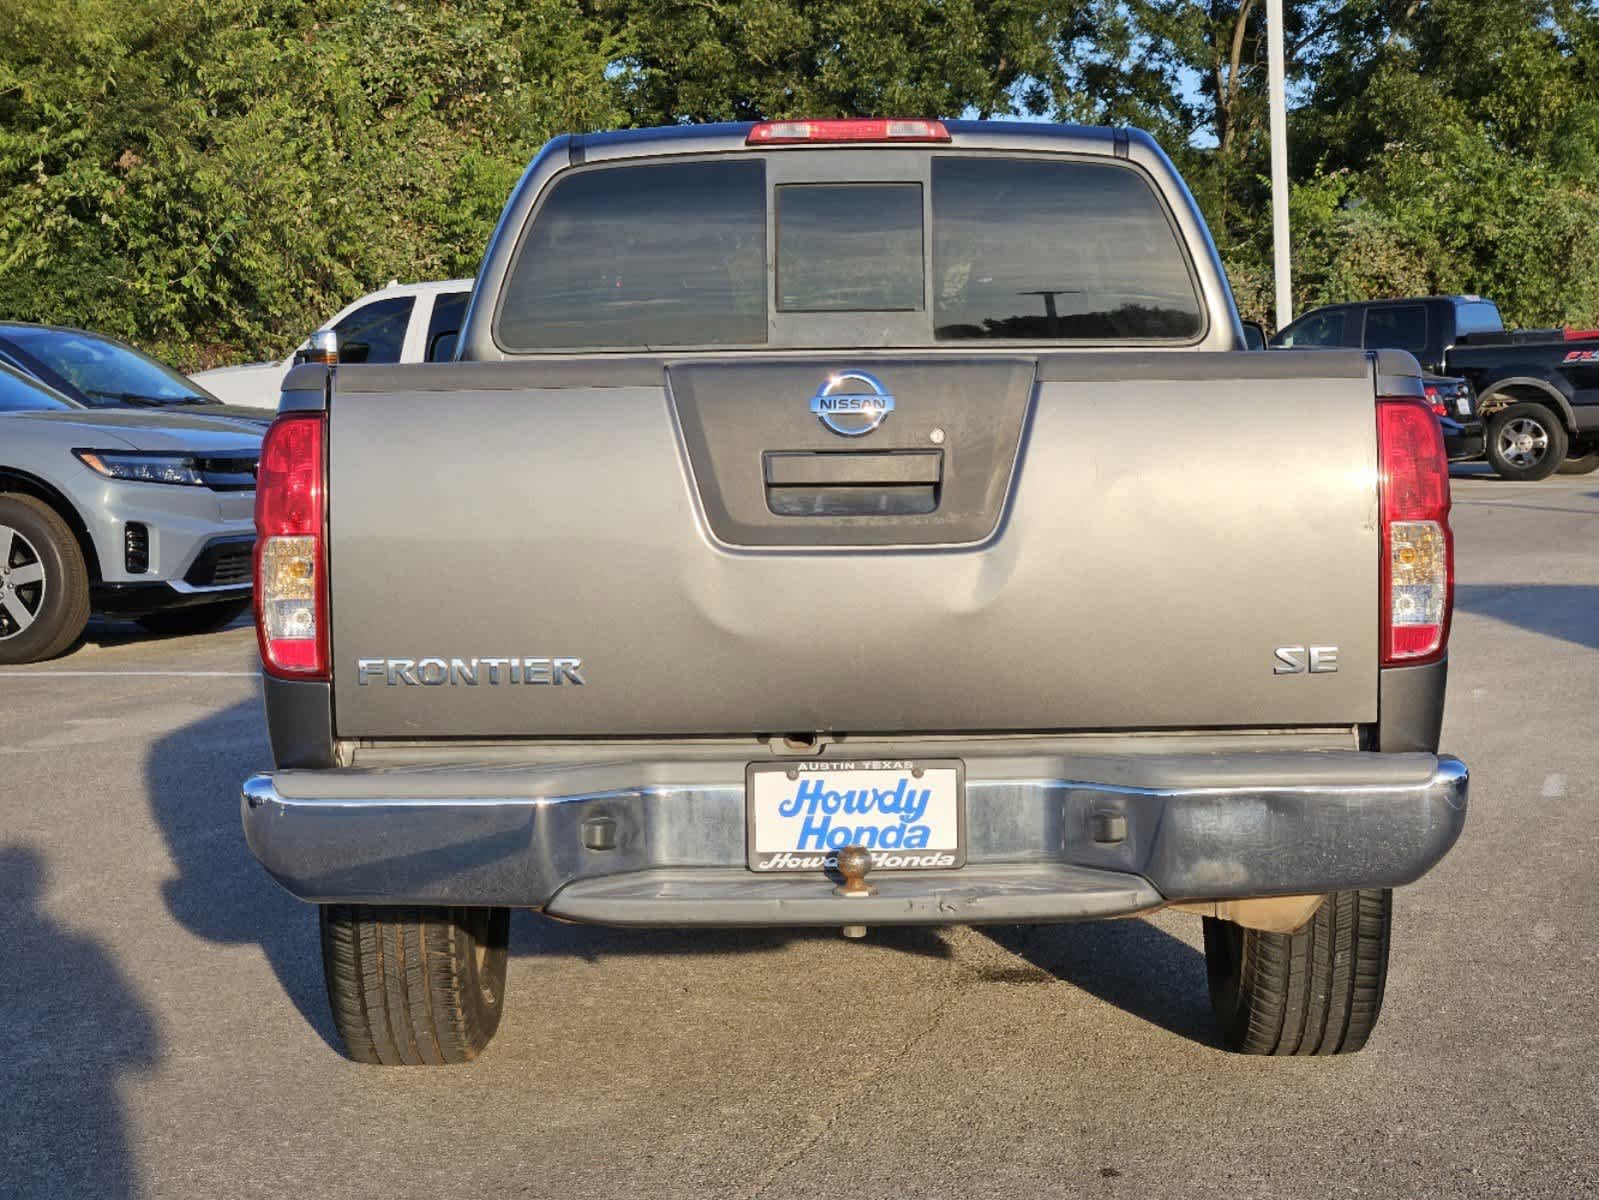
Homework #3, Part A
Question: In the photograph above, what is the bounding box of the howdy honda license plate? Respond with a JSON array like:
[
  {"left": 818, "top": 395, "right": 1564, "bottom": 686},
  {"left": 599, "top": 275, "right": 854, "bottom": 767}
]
[{"left": 747, "top": 759, "right": 965, "bottom": 872}]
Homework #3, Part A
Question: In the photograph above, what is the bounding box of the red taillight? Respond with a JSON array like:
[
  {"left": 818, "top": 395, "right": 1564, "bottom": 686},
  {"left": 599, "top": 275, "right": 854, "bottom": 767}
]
[
  {"left": 1421, "top": 384, "right": 1449, "bottom": 417},
  {"left": 746, "top": 118, "right": 951, "bottom": 145},
  {"left": 254, "top": 413, "right": 328, "bottom": 679},
  {"left": 1563, "top": 328, "right": 1599, "bottom": 340},
  {"left": 1378, "top": 399, "right": 1453, "bottom": 666}
]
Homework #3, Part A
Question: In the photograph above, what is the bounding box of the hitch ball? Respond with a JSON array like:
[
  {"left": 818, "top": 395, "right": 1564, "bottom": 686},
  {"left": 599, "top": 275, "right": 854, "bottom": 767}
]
[{"left": 833, "top": 845, "right": 876, "bottom": 897}]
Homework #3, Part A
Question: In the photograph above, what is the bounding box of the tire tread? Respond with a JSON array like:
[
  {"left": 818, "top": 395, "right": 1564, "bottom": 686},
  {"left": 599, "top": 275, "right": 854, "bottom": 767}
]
[
  {"left": 1204, "top": 888, "right": 1391, "bottom": 1056},
  {"left": 319, "top": 905, "right": 507, "bottom": 1065}
]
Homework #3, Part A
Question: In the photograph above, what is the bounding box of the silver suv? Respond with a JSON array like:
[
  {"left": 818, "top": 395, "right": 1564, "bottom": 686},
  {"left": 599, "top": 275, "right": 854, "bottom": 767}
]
[{"left": 0, "top": 364, "right": 260, "bottom": 663}]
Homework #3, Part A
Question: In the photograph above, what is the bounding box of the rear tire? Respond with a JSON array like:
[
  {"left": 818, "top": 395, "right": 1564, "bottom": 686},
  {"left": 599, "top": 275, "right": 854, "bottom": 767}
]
[
  {"left": 135, "top": 597, "right": 250, "bottom": 636},
  {"left": 320, "top": 904, "right": 510, "bottom": 1065},
  {"left": 1485, "top": 401, "right": 1567, "bottom": 481},
  {"left": 1556, "top": 450, "right": 1599, "bottom": 475},
  {"left": 0, "top": 493, "right": 90, "bottom": 665},
  {"left": 1203, "top": 888, "right": 1390, "bottom": 1055}
]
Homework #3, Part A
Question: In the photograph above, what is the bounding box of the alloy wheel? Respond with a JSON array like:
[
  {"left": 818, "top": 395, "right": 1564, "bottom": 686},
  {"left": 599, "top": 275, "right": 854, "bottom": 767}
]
[
  {"left": 1498, "top": 417, "right": 1550, "bottom": 468},
  {"left": 0, "top": 524, "right": 47, "bottom": 640}
]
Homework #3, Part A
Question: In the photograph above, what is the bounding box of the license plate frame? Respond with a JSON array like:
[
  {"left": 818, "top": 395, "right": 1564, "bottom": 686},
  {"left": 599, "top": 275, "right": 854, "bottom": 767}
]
[{"left": 746, "top": 758, "right": 966, "bottom": 872}]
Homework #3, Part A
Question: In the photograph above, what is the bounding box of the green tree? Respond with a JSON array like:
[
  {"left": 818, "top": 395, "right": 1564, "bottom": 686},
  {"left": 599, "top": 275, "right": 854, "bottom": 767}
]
[
  {"left": 1284, "top": 0, "right": 1599, "bottom": 326},
  {"left": 600, "top": 0, "right": 1080, "bottom": 123},
  {"left": 7, "top": 0, "right": 1599, "bottom": 362},
  {"left": 0, "top": 0, "right": 617, "bottom": 367},
  {"left": 1053, "top": 2, "right": 1342, "bottom": 310}
]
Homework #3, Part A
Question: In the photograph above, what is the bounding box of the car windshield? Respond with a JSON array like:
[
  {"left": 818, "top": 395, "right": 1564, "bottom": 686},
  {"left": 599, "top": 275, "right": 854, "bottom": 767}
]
[
  {"left": 0, "top": 366, "right": 78, "bottom": 413},
  {"left": 1, "top": 327, "right": 217, "bottom": 408}
]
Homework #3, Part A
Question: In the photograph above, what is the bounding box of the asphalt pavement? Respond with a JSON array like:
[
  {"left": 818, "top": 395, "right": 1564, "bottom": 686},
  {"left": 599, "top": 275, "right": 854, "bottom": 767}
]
[{"left": 1, "top": 468, "right": 1595, "bottom": 1199}]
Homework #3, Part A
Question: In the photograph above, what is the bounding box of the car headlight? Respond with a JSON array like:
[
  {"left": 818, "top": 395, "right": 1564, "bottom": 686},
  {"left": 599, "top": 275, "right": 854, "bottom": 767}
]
[{"left": 74, "top": 449, "right": 205, "bottom": 486}]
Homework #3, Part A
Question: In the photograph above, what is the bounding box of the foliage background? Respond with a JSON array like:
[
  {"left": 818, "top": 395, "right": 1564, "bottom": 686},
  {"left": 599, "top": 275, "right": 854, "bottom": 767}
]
[{"left": 3, "top": 0, "right": 1597, "bottom": 367}]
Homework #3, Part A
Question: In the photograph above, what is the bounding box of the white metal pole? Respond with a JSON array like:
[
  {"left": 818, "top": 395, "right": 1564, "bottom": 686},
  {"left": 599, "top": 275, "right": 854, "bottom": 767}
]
[{"left": 1267, "top": 0, "right": 1292, "bottom": 330}]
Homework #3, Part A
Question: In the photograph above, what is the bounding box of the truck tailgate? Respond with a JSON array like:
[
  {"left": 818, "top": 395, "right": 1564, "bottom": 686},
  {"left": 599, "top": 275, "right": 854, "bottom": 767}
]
[{"left": 327, "top": 352, "right": 1380, "bottom": 739}]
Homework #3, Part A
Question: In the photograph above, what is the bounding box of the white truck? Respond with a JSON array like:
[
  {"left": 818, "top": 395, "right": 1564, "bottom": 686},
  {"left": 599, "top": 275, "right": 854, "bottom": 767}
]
[{"left": 193, "top": 279, "right": 470, "bottom": 409}]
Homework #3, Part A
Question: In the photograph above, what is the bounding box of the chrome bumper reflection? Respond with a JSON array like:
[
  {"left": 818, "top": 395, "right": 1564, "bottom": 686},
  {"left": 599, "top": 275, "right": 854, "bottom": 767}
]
[{"left": 240, "top": 754, "right": 1467, "bottom": 923}]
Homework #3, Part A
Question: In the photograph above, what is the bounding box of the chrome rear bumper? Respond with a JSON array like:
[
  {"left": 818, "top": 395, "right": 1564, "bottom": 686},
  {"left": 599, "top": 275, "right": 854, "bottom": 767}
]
[{"left": 241, "top": 751, "right": 1467, "bottom": 925}]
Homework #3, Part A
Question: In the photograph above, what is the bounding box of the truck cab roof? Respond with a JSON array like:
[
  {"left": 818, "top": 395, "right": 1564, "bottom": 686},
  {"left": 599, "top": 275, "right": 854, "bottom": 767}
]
[{"left": 566, "top": 119, "right": 1144, "bottom": 160}]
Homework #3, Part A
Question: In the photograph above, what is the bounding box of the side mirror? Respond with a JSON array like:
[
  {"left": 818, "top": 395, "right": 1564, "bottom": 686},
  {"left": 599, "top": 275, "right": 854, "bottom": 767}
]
[
  {"left": 1240, "top": 321, "right": 1267, "bottom": 351},
  {"left": 426, "top": 330, "right": 459, "bottom": 362},
  {"left": 292, "top": 329, "right": 339, "bottom": 366}
]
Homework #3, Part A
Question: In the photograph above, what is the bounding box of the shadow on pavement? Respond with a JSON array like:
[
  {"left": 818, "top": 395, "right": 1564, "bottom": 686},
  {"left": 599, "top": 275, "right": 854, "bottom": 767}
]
[
  {"left": 76, "top": 614, "right": 252, "bottom": 653},
  {"left": 0, "top": 845, "right": 158, "bottom": 1199},
  {"left": 510, "top": 913, "right": 952, "bottom": 963},
  {"left": 144, "top": 696, "right": 338, "bottom": 1051},
  {"left": 146, "top": 700, "right": 957, "bottom": 1055},
  {"left": 151, "top": 699, "right": 1227, "bottom": 1053},
  {"left": 981, "top": 920, "right": 1217, "bottom": 1046},
  {"left": 148, "top": 699, "right": 1231, "bottom": 1052},
  {"left": 1455, "top": 583, "right": 1599, "bottom": 651}
]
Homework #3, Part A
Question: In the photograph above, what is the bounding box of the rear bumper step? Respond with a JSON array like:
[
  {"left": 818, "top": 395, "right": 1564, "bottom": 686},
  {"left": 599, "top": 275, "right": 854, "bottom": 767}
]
[
  {"left": 241, "top": 752, "right": 1468, "bottom": 924},
  {"left": 546, "top": 865, "right": 1160, "bottom": 925}
]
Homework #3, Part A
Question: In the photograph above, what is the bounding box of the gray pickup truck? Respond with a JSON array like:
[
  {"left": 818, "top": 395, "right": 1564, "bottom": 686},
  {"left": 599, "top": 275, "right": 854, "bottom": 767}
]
[{"left": 241, "top": 119, "right": 1467, "bottom": 1065}]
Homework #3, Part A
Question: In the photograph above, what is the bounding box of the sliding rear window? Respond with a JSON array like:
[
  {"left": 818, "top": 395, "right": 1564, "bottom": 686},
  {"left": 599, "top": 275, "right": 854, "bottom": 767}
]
[
  {"left": 776, "top": 184, "right": 924, "bottom": 312},
  {"left": 497, "top": 152, "right": 1204, "bottom": 351},
  {"left": 932, "top": 157, "right": 1202, "bottom": 341},
  {"left": 497, "top": 159, "right": 767, "bottom": 350}
]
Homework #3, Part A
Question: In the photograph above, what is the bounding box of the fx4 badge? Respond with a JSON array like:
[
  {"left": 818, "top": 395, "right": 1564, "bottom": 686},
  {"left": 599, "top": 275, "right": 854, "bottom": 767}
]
[{"left": 1274, "top": 645, "right": 1339, "bottom": 674}]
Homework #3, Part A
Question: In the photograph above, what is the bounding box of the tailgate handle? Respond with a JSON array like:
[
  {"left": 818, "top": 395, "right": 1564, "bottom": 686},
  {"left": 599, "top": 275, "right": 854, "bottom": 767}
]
[
  {"left": 763, "top": 451, "right": 943, "bottom": 518},
  {"left": 763, "top": 451, "right": 942, "bottom": 486}
]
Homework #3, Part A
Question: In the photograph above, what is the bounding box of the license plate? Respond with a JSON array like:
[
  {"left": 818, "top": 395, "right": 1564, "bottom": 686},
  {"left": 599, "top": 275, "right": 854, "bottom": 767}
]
[
  {"left": 1456, "top": 396, "right": 1472, "bottom": 416},
  {"left": 747, "top": 759, "right": 964, "bottom": 872}
]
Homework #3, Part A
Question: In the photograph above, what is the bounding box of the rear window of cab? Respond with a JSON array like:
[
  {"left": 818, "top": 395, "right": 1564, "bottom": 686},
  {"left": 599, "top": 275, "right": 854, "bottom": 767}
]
[{"left": 494, "top": 155, "right": 1205, "bottom": 352}]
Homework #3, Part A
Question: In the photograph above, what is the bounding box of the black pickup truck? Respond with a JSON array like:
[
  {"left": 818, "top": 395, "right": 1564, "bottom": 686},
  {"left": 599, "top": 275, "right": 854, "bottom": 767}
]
[{"left": 1273, "top": 295, "right": 1599, "bottom": 480}]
